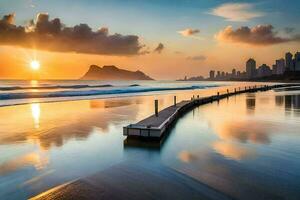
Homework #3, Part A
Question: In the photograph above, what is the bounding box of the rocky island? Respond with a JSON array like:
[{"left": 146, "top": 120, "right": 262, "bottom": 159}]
[{"left": 81, "top": 65, "right": 153, "bottom": 80}]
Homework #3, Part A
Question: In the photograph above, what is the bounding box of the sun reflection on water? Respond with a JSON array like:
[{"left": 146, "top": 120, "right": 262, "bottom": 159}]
[
  {"left": 30, "top": 80, "right": 39, "bottom": 86},
  {"left": 31, "top": 103, "right": 40, "bottom": 129}
]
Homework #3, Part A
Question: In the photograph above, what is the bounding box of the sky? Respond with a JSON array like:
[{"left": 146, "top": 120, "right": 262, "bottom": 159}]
[{"left": 0, "top": 0, "right": 299, "bottom": 80}]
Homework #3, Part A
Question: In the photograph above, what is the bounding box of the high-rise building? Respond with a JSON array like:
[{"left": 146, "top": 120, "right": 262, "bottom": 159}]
[
  {"left": 272, "top": 64, "right": 277, "bottom": 75},
  {"left": 246, "top": 58, "right": 256, "bottom": 78},
  {"left": 285, "top": 52, "right": 293, "bottom": 71},
  {"left": 209, "top": 70, "right": 215, "bottom": 79},
  {"left": 221, "top": 71, "right": 225, "bottom": 77},
  {"left": 257, "top": 64, "right": 272, "bottom": 77},
  {"left": 295, "top": 52, "right": 300, "bottom": 71},
  {"left": 216, "top": 71, "right": 221, "bottom": 79},
  {"left": 232, "top": 68, "right": 236, "bottom": 77},
  {"left": 276, "top": 59, "right": 285, "bottom": 74}
]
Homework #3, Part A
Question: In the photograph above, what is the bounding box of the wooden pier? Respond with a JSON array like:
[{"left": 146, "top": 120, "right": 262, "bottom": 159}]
[{"left": 123, "top": 84, "right": 287, "bottom": 139}]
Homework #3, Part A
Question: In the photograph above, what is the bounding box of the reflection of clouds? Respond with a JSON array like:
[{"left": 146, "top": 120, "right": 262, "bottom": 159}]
[
  {"left": 178, "top": 150, "right": 197, "bottom": 163},
  {"left": 214, "top": 121, "right": 272, "bottom": 144},
  {"left": 0, "top": 98, "right": 141, "bottom": 150},
  {"left": 0, "top": 151, "right": 49, "bottom": 175},
  {"left": 90, "top": 99, "right": 142, "bottom": 109},
  {"left": 212, "top": 141, "right": 255, "bottom": 161}
]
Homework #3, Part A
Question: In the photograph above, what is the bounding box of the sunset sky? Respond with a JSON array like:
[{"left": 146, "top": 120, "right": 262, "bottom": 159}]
[{"left": 0, "top": 0, "right": 300, "bottom": 80}]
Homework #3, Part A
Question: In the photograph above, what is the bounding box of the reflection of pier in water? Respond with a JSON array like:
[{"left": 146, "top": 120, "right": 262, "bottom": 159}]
[
  {"left": 286, "top": 94, "right": 300, "bottom": 115},
  {"left": 246, "top": 94, "right": 256, "bottom": 114},
  {"left": 123, "top": 131, "right": 170, "bottom": 151},
  {"left": 124, "top": 84, "right": 293, "bottom": 147},
  {"left": 275, "top": 94, "right": 300, "bottom": 114}
]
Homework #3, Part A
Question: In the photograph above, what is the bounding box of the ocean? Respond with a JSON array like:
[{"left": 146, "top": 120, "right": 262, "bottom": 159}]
[{"left": 0, "top": 80, "right": 224, "bottom": 107}]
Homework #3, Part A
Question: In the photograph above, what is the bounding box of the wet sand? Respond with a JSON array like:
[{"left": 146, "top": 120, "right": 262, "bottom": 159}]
[{"left": 31, "top": 161, "right": 233, "bottom": 200}]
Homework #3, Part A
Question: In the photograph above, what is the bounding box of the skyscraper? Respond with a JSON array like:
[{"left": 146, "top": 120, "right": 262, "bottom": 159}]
[
  {"left": 209, "top": 70, "right": 215, "bottom": 79},
  {"left": 216, "top": 71, "right": 220, "bottom": 79},
  {"left": 272, "top": 64, "right": 277, "bottom": 75},
  {"left": 295, "top": 52, "right": 300, "bottom": 71},
  {"left": 257, "top": 64, "right": 272, "bottom": 77},
  {"left": 276, "top": 59, "right": 285, "bottom": 74},
  {"left": 221, "top": 71, "right": 225, "bottom": 77},
  {"left": 246, "top": 58, "right": 256, "bottom": 78},
  {"left": 232, "top": 68, "right": 236, "bottom": 77},
  {"left": 285, "top": 52, "right": 293, "bottom": 71}
]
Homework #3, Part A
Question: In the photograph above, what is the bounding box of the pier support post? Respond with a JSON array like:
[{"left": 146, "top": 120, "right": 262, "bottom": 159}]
[
  {"left": 234, "top": 88, "right": 237, "bottom": 93},
  {"left": 227, "top": 89, "right": 229, "bottom": 94},
  {"left": 174, "top": 96, "right": 177, "bottom": 106},
  {"left": 155, "top": 100, "right": 158, "bottom": 117}
]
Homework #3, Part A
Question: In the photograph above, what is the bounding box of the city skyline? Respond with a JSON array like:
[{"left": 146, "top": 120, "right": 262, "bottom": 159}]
[{"left": 206, "top": 51, "right": 300, "bottom": 81}]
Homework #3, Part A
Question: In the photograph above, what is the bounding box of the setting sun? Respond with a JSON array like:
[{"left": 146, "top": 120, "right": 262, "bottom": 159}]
[{"left": 30, "top": 60, "right": 40, "bottom": 70}]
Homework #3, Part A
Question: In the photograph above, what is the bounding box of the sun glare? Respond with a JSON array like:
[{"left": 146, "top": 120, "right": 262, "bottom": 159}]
[{"left": 30, "top": 60, "right": 40, "bottom": 70}]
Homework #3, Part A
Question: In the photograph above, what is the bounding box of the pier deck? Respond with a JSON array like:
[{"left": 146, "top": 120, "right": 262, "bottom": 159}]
[{"left": 123, "top": 84, "right": 288, "bottom": 139}]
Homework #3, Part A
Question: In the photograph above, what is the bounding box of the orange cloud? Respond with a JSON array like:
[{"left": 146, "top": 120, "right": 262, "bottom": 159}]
[
  {"left": 178, "top": 28, "right": 200, "bottom": 37},
  {"left": 215, "top": 25, "right": 300, "bottom": 46},
  {"left": 186, "top": 55, "right": 206, "bottom": 61},
  {"left": 153, "top": 43, "right": 164, "bottom": 54},
  {"left": 0, "top": 13, "right": 146, "bottom": 55}
]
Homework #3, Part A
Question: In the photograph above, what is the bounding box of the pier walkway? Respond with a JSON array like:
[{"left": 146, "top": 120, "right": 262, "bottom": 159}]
[{"left": 123, "top": 84, "right": 288, "bottom": 139}]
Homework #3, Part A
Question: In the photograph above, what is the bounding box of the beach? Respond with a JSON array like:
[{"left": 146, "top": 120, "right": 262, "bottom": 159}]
[{"left": 1, "top": 81, "right": 300, "bottom": 200}]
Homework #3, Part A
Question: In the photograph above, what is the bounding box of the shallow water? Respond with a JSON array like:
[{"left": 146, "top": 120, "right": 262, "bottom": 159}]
[{"left": 0, "top": 83, "right": 299, "bottom": 200}]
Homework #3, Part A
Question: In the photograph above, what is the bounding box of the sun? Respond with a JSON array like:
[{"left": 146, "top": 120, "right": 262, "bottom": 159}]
[{"left": 30, "top": 60, "right": 40, "bottom": 70}]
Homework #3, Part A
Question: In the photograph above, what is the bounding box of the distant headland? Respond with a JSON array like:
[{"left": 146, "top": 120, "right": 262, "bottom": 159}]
[{"left": 81, "top": 65, "right": 153, "bottom": 80}]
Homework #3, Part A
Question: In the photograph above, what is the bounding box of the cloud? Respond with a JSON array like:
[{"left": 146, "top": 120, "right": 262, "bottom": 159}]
[
  {"left": 210, "top": 3, "right": 264, "bottom": 22},
  {"left": 153, "top": 43, "right": 164, "bottom": 53},
  {"left": 2, "top": 13, "right": 15, "bottom": 24},
  {"left": 0, "top": 13, "right": 145, "bottom": 55},
  {"left": 178, "top": 28, "right": 200, "bottom": 37},
  {"left": 174, "top": 51, "right": 183, "bottom": 54},
  {"left": 215, "top": 25, "right": 300, "bottom": 46},
  {"left": 186, "top": 55, "right": 206, "bottom": 61}
]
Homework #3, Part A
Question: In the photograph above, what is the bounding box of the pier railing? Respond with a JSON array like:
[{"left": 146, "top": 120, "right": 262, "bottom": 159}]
[{"left": 123, "top": 84, "right": 288, "bottom": 139}]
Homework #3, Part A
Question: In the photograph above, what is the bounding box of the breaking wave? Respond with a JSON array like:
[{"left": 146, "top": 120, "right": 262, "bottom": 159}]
[{"left": 0, "top": 85, "right": 217, "bottom": 100}]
